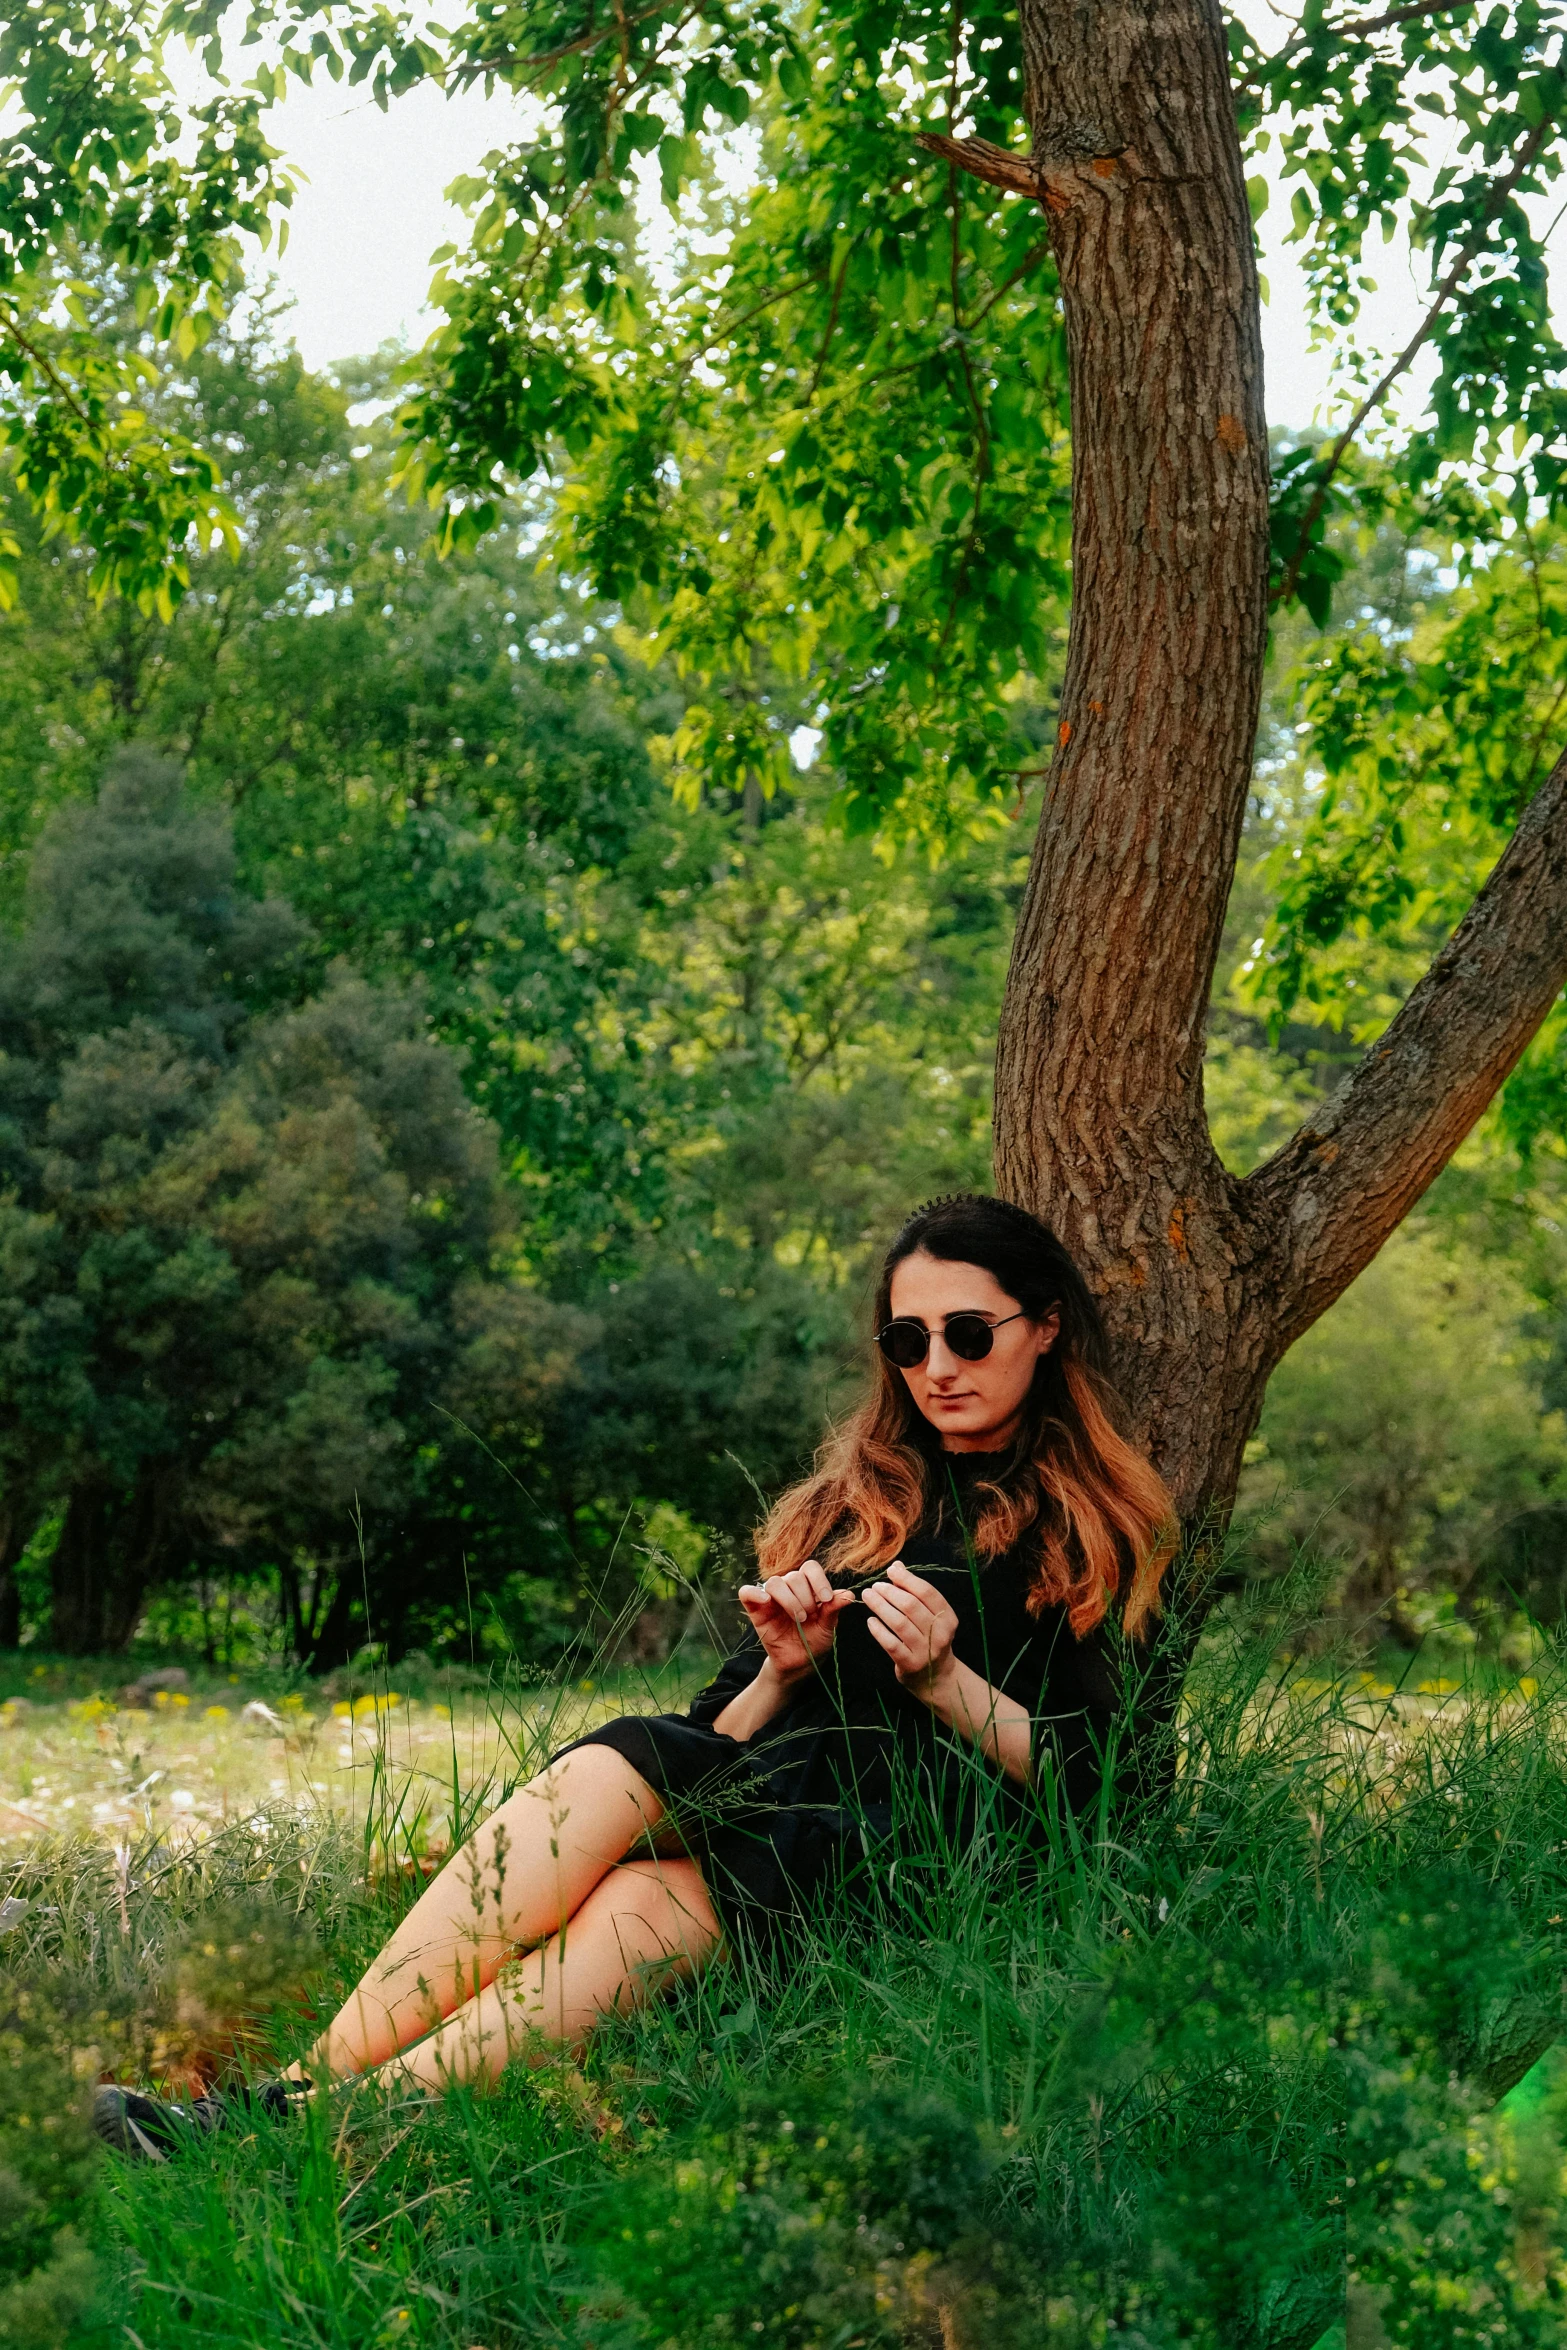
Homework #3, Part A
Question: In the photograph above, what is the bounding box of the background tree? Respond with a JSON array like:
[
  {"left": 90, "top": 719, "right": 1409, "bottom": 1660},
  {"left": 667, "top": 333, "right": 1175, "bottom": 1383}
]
[
  {"left": 0, "top": 751, "right": 512, "bottom": 1656},
  {"left": 1240, "top": 1223, "right": 1567, "bottom": 1645},
  {"left": 0, "top": 323, "right": 1561, "bottom": 1659}
]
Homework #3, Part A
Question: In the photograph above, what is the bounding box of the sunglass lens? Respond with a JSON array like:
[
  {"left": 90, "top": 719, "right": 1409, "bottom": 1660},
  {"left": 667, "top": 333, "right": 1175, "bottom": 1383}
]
[
  {"left": 944, "top": 1315, "right": 997, "bottom": 1362},
  {"left": 878, "top": 1322, "right": 929, "bottom": 1368}
]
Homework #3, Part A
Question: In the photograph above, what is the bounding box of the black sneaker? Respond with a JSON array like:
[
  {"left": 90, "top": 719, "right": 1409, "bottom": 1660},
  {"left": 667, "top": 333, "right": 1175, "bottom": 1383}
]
[
  {"left": 92, "top": 2085, "right": 215, "bottom": 2161},
  {"left": 93, "top": 2076, "right": 312, "bottom": 2159},
  {"left": 226, "top": 2076, "right": 314, "bottom": 2123}
]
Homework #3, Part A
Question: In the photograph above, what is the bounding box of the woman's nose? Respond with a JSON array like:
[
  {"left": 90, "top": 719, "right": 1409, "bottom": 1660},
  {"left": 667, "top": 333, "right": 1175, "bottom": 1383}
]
[{"left": 925, "top": 1333, "right": 961, "bottom": 1377}]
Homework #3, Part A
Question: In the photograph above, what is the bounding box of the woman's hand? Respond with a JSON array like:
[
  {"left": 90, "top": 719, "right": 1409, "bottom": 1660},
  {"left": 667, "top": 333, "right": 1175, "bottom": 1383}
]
[
  {"left": 737, "top": 1560, "right": 855, "bottom": 1683},
  {"left": 862, "top": 1561, "right": 960, "bottom": 1702},
  {"left": 864, "top": 1561, "right": 1032, "bottom": 1782}
]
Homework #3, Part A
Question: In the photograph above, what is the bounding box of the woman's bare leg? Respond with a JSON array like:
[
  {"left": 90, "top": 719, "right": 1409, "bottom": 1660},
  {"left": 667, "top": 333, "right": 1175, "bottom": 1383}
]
[
  {"left": 375, "top": 1856, "right": 722, "bottom": 2092},
  {"left": 310, "top": 1745, "right": 666, "bottom": 2077}
]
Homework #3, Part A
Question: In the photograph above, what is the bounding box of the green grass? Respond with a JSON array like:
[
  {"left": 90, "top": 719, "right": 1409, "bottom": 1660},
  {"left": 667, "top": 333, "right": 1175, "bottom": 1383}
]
[
  {"left": 0, "top": 1656, "right": 710, "bottom": 1862},
  {"left": 3, "top": 1586, "right": 1567, "bottom": 2349}
]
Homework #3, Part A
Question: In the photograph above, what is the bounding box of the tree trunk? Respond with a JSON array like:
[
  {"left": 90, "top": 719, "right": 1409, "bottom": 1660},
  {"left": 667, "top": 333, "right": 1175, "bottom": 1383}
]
[
  {"left": 0, "top": 1494, "right": 30, "bottom": 1648},
  {"left": 994, "top": 0, "right": 1271, "bottom": 1532},
  {"left": 305, "top": 1571, "right": 358, "bottom": 1672},
  {"left": 104, "top": 1479, "right": 166, "bottom": 1653},
  {"left": 49, "top": 1477, "right": 168, "bottom": 1653},
  {"left": 987, "top": 0, "right": 1567, "bottom": 1556},
  {"left": 50, "top": 1486, "right": 116, "bottom": 1654}
]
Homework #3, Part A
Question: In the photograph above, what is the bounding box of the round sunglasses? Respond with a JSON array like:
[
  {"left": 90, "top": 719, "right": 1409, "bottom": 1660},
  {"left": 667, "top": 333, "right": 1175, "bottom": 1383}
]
[{"left": 875, "top": 1310, "right": 1031, "bottom": 1370}]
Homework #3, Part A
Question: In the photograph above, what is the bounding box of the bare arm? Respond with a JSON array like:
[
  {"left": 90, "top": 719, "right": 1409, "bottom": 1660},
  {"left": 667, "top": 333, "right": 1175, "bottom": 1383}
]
[
  {"left": 923, "top": 1656, "right": 1034, "bottom": 1786},
  {"left": 711, "top": 1655, "right": 810, "bottom": 1741}
]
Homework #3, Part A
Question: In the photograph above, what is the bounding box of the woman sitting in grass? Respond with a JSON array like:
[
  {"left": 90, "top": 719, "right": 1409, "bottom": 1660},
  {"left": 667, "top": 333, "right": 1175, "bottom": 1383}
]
[{"left": 100, "top": 1193, "right": 1173, "bottom": 2150}]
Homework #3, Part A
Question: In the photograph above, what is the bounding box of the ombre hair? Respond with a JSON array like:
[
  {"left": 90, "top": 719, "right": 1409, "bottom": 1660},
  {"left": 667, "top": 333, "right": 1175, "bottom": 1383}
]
[{"left": 755, "top": 1194, "right": 1176, "bottom": 1640}]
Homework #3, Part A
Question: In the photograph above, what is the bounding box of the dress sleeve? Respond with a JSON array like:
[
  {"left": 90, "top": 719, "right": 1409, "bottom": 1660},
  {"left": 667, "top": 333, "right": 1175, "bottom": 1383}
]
[
  {"left": 1034, "top": 1617, "right": 1128, "bottom": 1812},
  {"left": 686, "top": 1628, "right": 767, "bottom": 1728},
  {"left": 1049, "top": 1619, "right": 1123, "bottom": 1718}
]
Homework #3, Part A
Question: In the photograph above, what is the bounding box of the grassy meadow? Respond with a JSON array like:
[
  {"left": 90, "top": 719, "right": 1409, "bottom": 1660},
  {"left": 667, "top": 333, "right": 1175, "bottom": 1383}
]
[
  {"left": 2, "top": 1600, "right": 1566, "bottom": 2350},
  {"left": 0, "top": 1661, "right": 701, "bottom": 1868}
]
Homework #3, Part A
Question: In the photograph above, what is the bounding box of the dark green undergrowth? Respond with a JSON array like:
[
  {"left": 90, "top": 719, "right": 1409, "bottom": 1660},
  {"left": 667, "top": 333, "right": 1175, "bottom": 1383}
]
[{"left": 3, "top": 1580, "right": 1567, "bottom": 2349}]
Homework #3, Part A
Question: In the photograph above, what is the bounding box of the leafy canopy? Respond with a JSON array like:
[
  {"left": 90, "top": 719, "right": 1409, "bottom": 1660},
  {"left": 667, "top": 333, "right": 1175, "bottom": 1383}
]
[
  {"left": 7, "top": 0, "right": 1566, "bottom": 824},
  {"left": 1234, "top": 520, "right": 1567, "bottom": 1151}
]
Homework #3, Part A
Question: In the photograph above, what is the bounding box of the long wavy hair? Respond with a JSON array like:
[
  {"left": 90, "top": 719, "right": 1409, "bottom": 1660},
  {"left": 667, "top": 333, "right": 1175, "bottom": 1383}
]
[{"left": 755, "top": 1194, "right": 1176, "bottom": 1640}]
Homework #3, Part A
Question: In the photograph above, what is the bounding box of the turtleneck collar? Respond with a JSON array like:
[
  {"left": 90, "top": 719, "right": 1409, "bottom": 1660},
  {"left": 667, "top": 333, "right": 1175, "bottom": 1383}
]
[{"left": 933, "top": 1443, "right": 1015, "bottom": 1480}]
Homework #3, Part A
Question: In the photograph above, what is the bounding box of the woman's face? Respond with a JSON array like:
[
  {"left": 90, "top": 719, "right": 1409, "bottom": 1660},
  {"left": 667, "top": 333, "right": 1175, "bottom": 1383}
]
[{"left": 885, "top": 1250, "right": 1058, "bottom": 1453}]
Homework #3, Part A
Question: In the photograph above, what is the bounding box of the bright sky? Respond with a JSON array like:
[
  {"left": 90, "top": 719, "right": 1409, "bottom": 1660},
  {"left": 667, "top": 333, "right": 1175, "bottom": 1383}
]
[
  {"left": 253, "top": 79, "right": 510, "bottom": 372},
  {"left": 254, "top": 61, "right": 1541, "bottom": 434}
]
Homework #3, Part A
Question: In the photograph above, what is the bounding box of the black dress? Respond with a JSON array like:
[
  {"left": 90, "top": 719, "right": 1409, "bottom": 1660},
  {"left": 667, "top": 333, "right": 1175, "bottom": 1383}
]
[{"left": 559, "top": 1453, "right": 1124, "bottom": 1952}]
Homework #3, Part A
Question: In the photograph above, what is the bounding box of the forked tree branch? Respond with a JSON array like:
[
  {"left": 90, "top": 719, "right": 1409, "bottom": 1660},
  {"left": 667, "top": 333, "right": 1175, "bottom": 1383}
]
[{"left": 1245, "top": 742, "right": 1567, "bottom": 1348}]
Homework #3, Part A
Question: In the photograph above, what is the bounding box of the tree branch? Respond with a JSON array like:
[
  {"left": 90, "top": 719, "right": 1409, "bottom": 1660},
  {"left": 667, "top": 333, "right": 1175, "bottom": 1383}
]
[
  {"left": 1271, "top": 112, "right": 1554, "bottom": 608},
  {"left": 450, "top": 2, "right": 684, "bottom": 88},
  {"left": 964, "top": 236, "right": 1054, "bottom": 328},
  {"left": 802, "top": 247, "right": 853, "bottom": 403},
  {"left": 0, "top": 300, "right": 98, "bottom": 434},
  {"left": 1231, "top": 0, "right": 1475, "bottom": 107},
  {"left": 1245, "top": 742, "right": 1567, "bottom": 1348},
  {"left": 913, "top": 131, "right": 1041, "bottom": 199}
]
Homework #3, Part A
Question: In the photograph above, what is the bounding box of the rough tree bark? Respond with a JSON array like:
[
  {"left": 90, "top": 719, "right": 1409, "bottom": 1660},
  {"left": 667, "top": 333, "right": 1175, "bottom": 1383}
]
[
  {"left": 929, "top": 0, "right": 1567, "bottom": 1556},
  {"left": 49, "top": 1476, "right": 170, "bottom": 1653}
]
